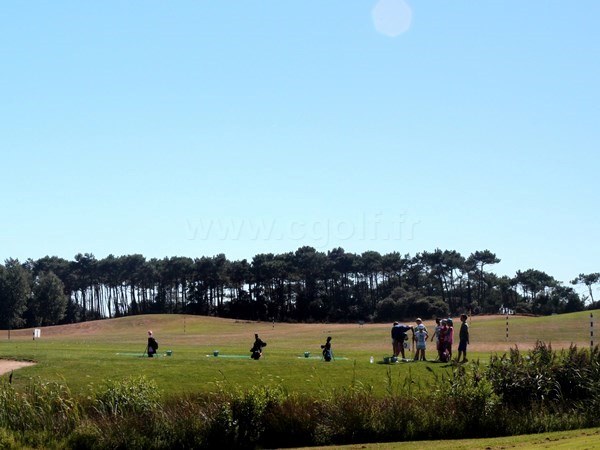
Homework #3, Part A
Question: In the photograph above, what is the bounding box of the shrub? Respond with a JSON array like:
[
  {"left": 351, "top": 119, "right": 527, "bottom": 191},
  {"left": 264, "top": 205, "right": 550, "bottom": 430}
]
[
  {"left": 65, "top": 424, "right": 102, "bottom": 450},
  {"left": 0, "top": 380, "right": 21, "bottom": 430},
  {"left": 435, "top": 362, "right": 502, "bottom": 438},
  {"left": 200, "top": 384, "right": 287, "bottom": 449},
  {"left": 262, "top": 395, "right": 321, "bottom": 448},
  {"left": 0, "top": 378, "right": 79, "bottom": 435},
  {"left": 0, "top": 427, "right": 19, "bottom": 449},
  {"left": 486, "top": 343, "right": 556, "bottom": 406},
  {"left": 486, "top": 342, "right": 600, "bottom": 409},
  {"left": 93, "top": 375, "right": 161, "bottom": 417}
]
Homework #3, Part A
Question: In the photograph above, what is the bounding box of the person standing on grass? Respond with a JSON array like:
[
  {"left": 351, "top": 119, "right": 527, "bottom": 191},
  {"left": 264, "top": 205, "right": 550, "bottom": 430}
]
[
  {"left": 250, "top": 333, "right": 267, "bottom": 360},
  {"left": 321, "top": 336, "right": 333, "bottom": 361},
  {"left": 391, "top": 322, "right": 400, "bottom": 357},
  {"left": 446, "top": 318, "right": 454, "bottom": 360},
  {"left": 413, "top": 318, "right": 426, "bottom": 356},
  {"left": 456, "top": 314, "right": 470, "bottom": 363},
  {"left": 391, "top": 322, "right": 413, "bottom": 359},
  {"left": 430, "top": 318, "right": 442, "bottom": 360},
  {"left": 438, "top": 319, "right": 449, "bottom": 361},
  {"left": 414, "top": 324, "right": 428, "bottom": 361},
  {"left": 147, "top": 330, "right": 158, "bottom": 358},
  {"left": 415, "top": 318, "right": 427, "bottom": 334}
]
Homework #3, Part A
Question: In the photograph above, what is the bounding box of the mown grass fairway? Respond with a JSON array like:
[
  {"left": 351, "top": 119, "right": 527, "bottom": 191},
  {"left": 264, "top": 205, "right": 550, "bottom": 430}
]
[
  {"left": 298, "top": 427, "right": 600, "bottom": 449},
  {"left": 0, "top": 310, "right": 597, "bottom": 397}
]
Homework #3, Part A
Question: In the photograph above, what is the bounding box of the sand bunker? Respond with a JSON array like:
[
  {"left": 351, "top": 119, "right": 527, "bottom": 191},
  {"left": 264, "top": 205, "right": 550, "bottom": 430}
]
[{"left": 0, "top": 360, "right": 35, "bottom": 376}]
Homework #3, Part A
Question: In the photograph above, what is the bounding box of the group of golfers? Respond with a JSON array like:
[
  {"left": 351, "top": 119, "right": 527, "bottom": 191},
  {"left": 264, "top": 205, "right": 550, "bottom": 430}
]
[
  {"left": 144, "top": 315, "right": 469, "bottom": 362},
  {"left": 392, "top": 315, "right": 470, "bottom": 363}
]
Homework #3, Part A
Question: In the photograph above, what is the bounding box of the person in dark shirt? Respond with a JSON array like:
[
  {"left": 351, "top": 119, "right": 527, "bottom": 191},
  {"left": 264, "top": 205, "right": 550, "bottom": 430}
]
[
  {"left": 391, "top": 322, "right": 413, "bottom": 358},
  {"left": 321, "top": 336, "right": 333, "bottom": 361},
  {"left": 456, "top": 314, "right": 470, "bottom": 363},
  {"left": 147, "top": 330, "right": 158, "bottom": 358},
  {"left": 250, "top": 333, "right": 267, "bottom": 360}
]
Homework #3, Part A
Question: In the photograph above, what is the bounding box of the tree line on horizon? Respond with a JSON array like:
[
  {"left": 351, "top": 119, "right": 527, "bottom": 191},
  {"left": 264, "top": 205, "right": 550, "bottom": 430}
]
[{"left": 0, "top": 246, "right": 599, "bottom": 331}]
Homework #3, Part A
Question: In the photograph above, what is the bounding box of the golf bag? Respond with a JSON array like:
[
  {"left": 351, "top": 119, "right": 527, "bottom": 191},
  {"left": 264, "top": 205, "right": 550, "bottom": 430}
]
[
  {"left": 250, "top": 340, "right": 266, "bottom": 360},
  {"left": 147, "top": 337, "right": 158, "bottom": 357}
]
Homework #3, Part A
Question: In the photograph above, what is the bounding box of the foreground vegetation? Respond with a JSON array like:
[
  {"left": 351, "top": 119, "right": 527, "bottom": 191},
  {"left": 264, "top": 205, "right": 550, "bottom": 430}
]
[{"left": 1, "top": 342, "right": 600, "bottom": 448}]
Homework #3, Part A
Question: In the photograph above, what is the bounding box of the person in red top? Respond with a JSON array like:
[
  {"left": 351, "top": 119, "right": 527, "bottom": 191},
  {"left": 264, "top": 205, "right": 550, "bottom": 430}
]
[{"left": 438, "top": 320, "right": 449, "bottom": 361}]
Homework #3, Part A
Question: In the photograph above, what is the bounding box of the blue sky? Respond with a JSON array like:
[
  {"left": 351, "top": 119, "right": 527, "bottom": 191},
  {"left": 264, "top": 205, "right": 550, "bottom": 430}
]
[{"left": 1, "top": 1, "right": 598, "bottom": 290}]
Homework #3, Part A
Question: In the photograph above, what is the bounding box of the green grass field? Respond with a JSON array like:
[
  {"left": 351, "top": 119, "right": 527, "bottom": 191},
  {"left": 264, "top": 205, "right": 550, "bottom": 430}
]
[
  {"left": 297, "top": 427, "right": 600, "bottom": 449},
  {"left": 0, "top": 310, "right": 597, "bottom": 398},
  {"left": 1, "top": 311, "right": 599, "bottom": 449}
]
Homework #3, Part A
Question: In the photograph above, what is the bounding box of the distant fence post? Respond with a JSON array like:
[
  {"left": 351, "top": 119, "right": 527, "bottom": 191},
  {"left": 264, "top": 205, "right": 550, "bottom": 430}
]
[
  {"left": 506, "top": 315, "right": 509, "bottom": 341},
  {"left": 591, "top": 313, "right": 594, "bottom": 349}
]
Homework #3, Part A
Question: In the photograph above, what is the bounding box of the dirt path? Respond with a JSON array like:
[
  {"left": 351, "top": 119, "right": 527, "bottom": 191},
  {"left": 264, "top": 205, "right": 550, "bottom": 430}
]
[{"left": 0, "top": 360, "right": 35, "bottom": 375}]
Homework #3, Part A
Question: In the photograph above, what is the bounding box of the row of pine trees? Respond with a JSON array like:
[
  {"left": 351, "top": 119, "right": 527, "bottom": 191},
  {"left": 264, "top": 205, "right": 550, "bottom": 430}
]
[{"left": 0, "top": 247, "right": 597, "bottom": 329}]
